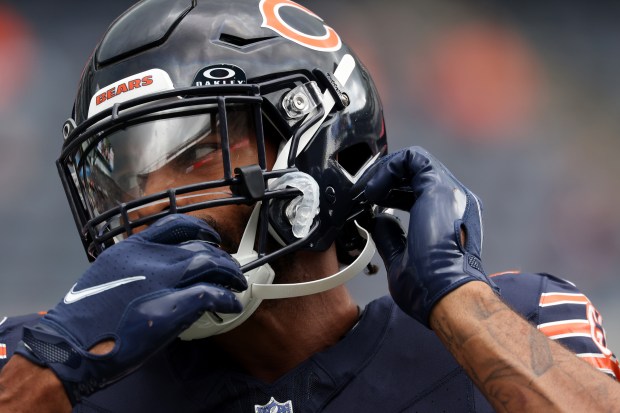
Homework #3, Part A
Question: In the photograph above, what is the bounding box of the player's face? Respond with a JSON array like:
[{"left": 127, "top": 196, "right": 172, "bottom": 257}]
[{"left": 131, "top": 118, "right": 278, "bottom": 253}]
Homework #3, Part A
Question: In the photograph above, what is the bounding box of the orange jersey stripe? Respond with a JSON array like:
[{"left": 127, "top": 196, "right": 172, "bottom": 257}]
[
  {"left": 538, "top": 320, "right": 590, "bottom": 338},
  {"left": 0, "top": 344, "right": 6, "bottom": 359},
  {"left": 579, "top": 355, "right": 620, "bottom": 380},
  {"left": 539, "top": 293, "right": 589, "bottom": 307},
  {"left": 489, "top": 270, "right": 521, "bottom": 278}
]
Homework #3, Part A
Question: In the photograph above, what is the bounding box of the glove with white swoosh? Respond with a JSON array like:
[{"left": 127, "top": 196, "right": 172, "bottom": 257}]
[
  {"left": 360, "top": 147, "right": 499, "bottom": 327},
  {"left": 15, "top": 214, "right": 246, "bottom": 405}
]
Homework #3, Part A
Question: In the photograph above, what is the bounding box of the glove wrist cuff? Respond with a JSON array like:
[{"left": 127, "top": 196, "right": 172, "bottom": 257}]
[{"left": 19, "top": 324, "right": 93, "bottom": 406}]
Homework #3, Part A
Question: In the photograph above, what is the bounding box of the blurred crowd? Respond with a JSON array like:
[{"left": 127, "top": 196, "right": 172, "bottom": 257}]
[{"left": 1, "top": 0, "right": 618, "bottom": 346}]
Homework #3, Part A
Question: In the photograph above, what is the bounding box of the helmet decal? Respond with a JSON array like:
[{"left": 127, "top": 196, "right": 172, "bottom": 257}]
[
  {"left": 88, "top": 68, "right": 174, "bottom": 118},
  {"left": 192, "top": 64, "right": 247, "bottom": 86},
  {"left": 259, "top": 0, "right": 341, "bottom": 52}
]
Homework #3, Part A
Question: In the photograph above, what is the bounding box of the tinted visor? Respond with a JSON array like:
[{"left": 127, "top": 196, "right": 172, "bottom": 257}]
[
  {"left": 60, "top": 80, "right": 320, "bottom": 261},
  {"left": 68, "top": 102, "right": 267, "bottom": 240}
]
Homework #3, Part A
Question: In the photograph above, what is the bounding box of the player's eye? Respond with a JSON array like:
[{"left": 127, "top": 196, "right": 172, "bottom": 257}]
[
  {"left": 194, "top": 144, "right": 218, "bottom": 159},
  {"left": 176, "top": 142, "right": 221, "bottom": 174}
]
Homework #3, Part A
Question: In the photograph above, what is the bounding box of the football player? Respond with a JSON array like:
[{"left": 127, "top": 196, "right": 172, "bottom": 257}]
[{"left": 0, "top": 0, "right": 618, "bottom": 411}]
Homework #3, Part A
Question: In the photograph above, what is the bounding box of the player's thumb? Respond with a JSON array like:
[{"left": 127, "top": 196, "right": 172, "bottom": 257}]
[
  {"left": 136, "top": 214, "right": 221, "bottom": 246},
  {"left": 369, "top": 213, "right": 407, "bottom": 270}
]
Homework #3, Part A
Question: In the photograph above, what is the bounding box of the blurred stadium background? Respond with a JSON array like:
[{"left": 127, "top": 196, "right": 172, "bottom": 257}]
[{"left": 0, "top": 0, "right": 618, "bottom": 348}]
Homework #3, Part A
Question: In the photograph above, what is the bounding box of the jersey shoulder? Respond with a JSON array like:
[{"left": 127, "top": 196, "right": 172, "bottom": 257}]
[
  {"left": 326, "top": 296, "right": 496, "bottom": 412},
  {"left": 490, "top": 271, "right": 573, "bottom": 322},
  {"left": 490, "top": 271, "right": 619, "bottom": 380},
  {"left": 0, "top": 313, "right": 43, "bottom": 369}
]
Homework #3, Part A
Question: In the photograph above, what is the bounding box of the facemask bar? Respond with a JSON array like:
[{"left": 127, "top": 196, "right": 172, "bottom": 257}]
[
  {"left": 58, "top": 78, "right": 327, "bottom": 264},
  {"left": 59, "top": 85, "right": 262, "bottom": 249},
  {"left": 62, "top": 87, "right": 268, "bottom": 255}
]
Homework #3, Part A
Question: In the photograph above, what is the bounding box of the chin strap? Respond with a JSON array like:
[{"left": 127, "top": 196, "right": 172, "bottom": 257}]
[
  {"left": 236, "top": 202, "right": 376, "bottom": 300},
  {"left": 236, "top": 194, "right": 376, "bottom": 299},
  {"left": 251, "top": 221, "right": 375, "bottom": 299},
  {"left": 178, "top": 202, "right": 376, "bottom": 340}
]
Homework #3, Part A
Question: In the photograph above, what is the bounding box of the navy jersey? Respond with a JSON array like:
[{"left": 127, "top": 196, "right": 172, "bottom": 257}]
[{"left": 0, "top": 272, "right": 617, "bottom": 412}]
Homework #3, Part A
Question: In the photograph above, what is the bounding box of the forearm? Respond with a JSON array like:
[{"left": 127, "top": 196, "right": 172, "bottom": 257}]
[
  {"left": 0, "top": 355, "right": 71, "bottom": 413},
  {"left": 430, "top": 281, "right": 620, "bottom": 413}
]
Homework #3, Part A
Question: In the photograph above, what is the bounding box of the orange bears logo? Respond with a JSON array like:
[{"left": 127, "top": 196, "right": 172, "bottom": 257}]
[{"left": 259, "top": 0, "right": 341, "bottom": 52}]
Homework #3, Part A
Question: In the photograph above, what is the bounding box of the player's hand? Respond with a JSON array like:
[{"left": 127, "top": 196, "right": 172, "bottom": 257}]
[
  {"left": 362, "top": 146, "right": 499, "bottom": 327},
  {"left": 15, "top": 214, "right": 246, "bottom": 405}
]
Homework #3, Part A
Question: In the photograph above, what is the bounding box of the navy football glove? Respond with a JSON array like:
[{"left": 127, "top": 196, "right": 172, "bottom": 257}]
[
  {"left": 363, "top": 146, "right": 499, "bottom": 327},
  {"left": 15, "top": 214, "right": 246, "bottom": 405}
]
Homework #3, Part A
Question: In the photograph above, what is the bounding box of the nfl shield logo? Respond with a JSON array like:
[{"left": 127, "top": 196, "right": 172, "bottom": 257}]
[{"left": 254, "top": 397, "right": 294, "bottom": 413}]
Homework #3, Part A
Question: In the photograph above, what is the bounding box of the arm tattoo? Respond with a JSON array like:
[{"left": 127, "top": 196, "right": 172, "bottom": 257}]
[
  {"left": 529, "top": 328, "right": 553, "bottom": 377},
  {"left": 430, "top": 284, "right": 620, "bottom": 412}
]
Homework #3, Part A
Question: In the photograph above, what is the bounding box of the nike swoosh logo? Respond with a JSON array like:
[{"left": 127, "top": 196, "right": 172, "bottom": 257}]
[{"left": 63, "top": 276, "right": 146, "bottom": 304}]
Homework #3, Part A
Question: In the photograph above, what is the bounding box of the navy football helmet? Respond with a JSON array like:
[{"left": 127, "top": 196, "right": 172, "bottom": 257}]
[{"left": 57, "top": 0, "right": 386, "bottom": 338}]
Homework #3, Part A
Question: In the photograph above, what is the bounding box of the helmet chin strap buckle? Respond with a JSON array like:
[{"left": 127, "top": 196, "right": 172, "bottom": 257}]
[{"left": 312, "top": 69, "right": 350, "bottom": 111}]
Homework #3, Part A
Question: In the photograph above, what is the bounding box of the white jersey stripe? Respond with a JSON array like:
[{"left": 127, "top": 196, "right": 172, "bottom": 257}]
[
  {"left": 537, "top": 319, "right": 588, "bottom": 329},
  {"left": 578, "top": 353, "right": 609, "bottom": 359},
  {"left": 540, "top": 300, "right": 588, "bottom": 307},
  {"left": 598, "top": 368, "right": 616, "bottom": 378},
  {"left": 540, "top": 292, "right": 586, "bottom": 298}
]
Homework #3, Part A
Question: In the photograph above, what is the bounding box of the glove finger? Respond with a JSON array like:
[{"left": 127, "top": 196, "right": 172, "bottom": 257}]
[
  {"left": 180, "top": 246, "right": 248, "bottom": 292},
  {"left": 369, "top": 213, "right": 407, "bottom": 270},
  {"left": 117, "top": 285, "right": 242, "bottom": 353},
  {"left": 125, "top": 285, "right": 242, "bottom": 334},
  {"left": 179, "top": 283, "right": 243, "bottom": 314},
  {"left": 363, "top": 147, "right": 432, "bottom": 205},
  {"left": 139, "top": 284, "right": 242, "bottom": 323},
  {"left": 135, "top": 214, "right": 222, "bottom": 246}
]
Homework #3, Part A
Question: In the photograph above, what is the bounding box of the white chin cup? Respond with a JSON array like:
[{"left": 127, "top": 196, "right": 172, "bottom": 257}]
[{"left": 177, "top": 250, "right": 275, "bottom": 341}]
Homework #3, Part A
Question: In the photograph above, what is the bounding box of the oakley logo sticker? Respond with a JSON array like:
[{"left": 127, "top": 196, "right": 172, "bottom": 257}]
[
  {"left": 193, "top": 64, "right": 247, "bottom": 86},
  {"left": 259, "top": 0, "right": 341, "bottom": 52},
  {"left": 64, "top": 276, "right": 146, "bottom": 304}
]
